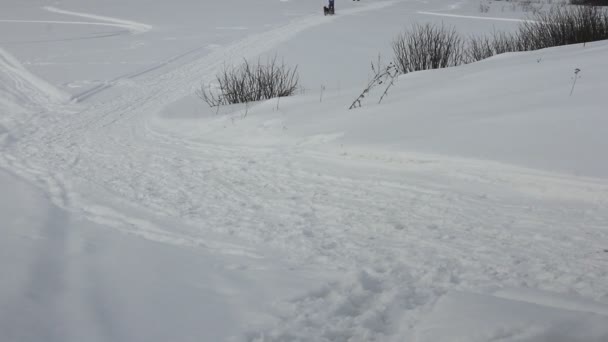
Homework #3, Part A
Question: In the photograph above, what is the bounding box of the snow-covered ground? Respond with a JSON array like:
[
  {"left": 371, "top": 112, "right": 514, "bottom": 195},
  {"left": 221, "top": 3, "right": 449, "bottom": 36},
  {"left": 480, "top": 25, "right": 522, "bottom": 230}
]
[{"left": 1, "top": 0, "right": 607, "bottom": 341}]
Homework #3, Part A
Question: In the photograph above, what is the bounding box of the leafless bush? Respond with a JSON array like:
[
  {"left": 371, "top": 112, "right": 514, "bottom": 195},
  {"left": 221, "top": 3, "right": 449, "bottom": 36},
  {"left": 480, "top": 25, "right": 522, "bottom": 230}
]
[
  {"left": 350, "top": 58, "right": 399, "bottom": 109},
  {"left": 466, "top": 31, "right": 520, "bottom": 62},
  {"left": 467, "top": 5, "right": 608, "bottom": 62},
  {"left": 467, "top": 34, "right": 496, "bottom": 62},
  {"left": 570, "top": 0, "right": 608, "bottom": 5},
  {"left": 517, "top": 6, "right": 608, "bottom": 50},
  {"left": 520, "top": 0, "right": 535, "bottom": 12},
  {"left": 392, "top": 23, "right": 466, "bottom": 74},
  {"left": 197, "top": 56, "right": 299, "bottom": 107},
  {"left": 479, "top": 2, "right": 491, "bottom": 12}
]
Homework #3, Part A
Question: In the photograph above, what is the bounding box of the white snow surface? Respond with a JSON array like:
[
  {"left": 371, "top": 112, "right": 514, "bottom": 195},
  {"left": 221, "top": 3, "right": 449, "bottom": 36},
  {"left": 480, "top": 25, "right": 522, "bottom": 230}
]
[{"left": 1, "top": 0, "right": 608, "bottom": 341}]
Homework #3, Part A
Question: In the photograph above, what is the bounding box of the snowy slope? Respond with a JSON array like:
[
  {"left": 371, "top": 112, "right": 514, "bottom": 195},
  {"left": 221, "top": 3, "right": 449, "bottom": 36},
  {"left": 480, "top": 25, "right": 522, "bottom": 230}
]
[
  {"left": 164, "top": 41, "right": 608, "bottom": 178},
  {"left": 1, "top": 0, "right": 608, "bottom": 341}
]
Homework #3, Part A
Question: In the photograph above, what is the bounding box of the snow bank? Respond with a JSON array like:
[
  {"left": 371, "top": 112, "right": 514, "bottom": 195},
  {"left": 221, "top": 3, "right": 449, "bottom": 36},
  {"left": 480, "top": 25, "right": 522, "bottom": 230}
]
[{"left": 163, "top": 41, "right": 608, "bottom": 178}]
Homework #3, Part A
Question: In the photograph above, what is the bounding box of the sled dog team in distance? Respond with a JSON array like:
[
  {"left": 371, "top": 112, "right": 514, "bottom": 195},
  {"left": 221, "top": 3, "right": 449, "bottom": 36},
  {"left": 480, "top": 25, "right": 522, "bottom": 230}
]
[{"left": 324, "top": 0, "right": 360, "bottom": 16}]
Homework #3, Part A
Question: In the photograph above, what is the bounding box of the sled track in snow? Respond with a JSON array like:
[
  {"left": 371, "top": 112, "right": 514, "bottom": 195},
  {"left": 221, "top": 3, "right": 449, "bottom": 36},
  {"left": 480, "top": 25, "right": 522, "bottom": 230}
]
[
  {"left": 43, "top": 6, "right": 152, "bottom": 34},
  {"left": 0, "top": 19, "right": 144, "bottom": 32},
  {"left": 136, "top": 120, "right": 608, "bottom": 339},
  {"left": 46, "top": 0, "right": 400, "bottom": 139},
  {"left": 0, "top": 48, "right": 68, "bottom": 109},
  {"left": 418, "top": 11, "right": 534, "bottom": 23},
  {"left": 2, "top": 0, "right": 408, "bottom": 247},
  {"left": 0, "top": 48, "right": 70, "bottom": 144}
]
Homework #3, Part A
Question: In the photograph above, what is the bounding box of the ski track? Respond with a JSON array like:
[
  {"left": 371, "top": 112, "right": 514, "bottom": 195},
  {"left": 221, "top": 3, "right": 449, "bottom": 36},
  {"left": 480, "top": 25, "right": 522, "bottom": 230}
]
[
  {"left": 2, "top": 0, "right": 608, "bottom": 339},
  {"left": 0, "top": 19, "right": 144, "bottom": 32},
  {"left": 43, "top": 6, "right": 152, "bottom": 34},
  {"left": 0, "top": 47, "right": 69, "bottom": 107},
  {"left": 418, "top": 11, "right": 534, "bottom": 22},
  {"left": 0, "top": 47, "right": 70, "bottom": 145},
  {"left": 69, "top": 43, "right": 210, "bottom": 103}
]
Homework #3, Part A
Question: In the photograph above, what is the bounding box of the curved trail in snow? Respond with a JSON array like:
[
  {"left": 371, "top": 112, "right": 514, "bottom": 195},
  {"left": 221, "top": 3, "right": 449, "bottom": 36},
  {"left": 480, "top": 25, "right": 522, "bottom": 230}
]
[
  {"left": 1, "top": 0, "right": 608, "bottom": 339},
  {"left": 0, "top": 48, "right": 69, "bottom": 143},
  {"left": 0, "top": 19, "right": 145, "bottom": 31},
  {"left": 41, "top": 0, "right": 399, "bottom": 137},
  {"left": 43, "top": 6, "right": 152, "bottom": 34},
  {"left": 418, "top": 11, "right": 534, "bottom": 22},
  {"left": 0, "top": 7, "right": 151, "bottom": 35},
  {"left": 0, "top": 47, "right": 69, "bottom": 106}
]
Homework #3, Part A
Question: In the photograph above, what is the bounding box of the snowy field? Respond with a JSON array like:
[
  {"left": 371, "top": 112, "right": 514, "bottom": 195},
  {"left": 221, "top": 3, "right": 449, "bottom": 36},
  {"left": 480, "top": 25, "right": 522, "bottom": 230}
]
[{"left": 1, "top": 0, "right": 608, "bottom": 341}]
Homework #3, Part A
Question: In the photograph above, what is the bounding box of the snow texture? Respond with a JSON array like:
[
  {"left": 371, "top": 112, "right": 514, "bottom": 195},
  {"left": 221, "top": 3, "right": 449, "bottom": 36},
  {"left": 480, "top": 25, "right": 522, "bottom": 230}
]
[{"left": 1, "top": 0, "right": 607, "bottom": 341}]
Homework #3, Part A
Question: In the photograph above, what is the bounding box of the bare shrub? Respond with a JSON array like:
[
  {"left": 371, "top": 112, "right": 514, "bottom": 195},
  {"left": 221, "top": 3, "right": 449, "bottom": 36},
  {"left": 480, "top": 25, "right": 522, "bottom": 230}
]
[
  {"left": 467, "top": 31, "right": 519, "bottom": 62},
  {"left": 385, "top": 6, "right": 607, "bottom": 84},
  {"left": 570, "top": 0, "right": 608, "bottom": 5},
  {"left": 350, "top": 58, "right": 399, "bottom": 109},
  {"left": 517, "top": 6, "right": 608, "bottom": 50},
  {"left": 479, "top": 2, "right": 491, "bottom": 13},
  {"left": 519, "top": 0, "right": 538, "bottom": 12},
  {"left": 466, "top": 5, "right": 608, "bottom": 62},
  {"left": 467, "top": 34, "right": 496, "bottom": 62},
  {"left": 392, "top": 23, "right": 466, "bottom": 74},
  {"left": 197, "top": 56, "right": 299, "bottom": 107}
]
